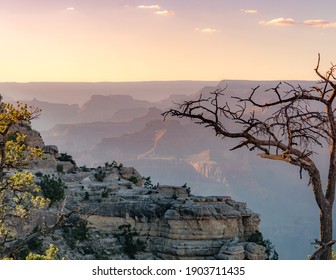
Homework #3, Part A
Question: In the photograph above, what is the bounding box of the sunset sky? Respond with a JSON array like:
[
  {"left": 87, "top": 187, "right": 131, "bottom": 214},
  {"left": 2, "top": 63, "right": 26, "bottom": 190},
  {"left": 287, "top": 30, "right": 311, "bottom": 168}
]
[{"left": 1, "top": 0, "right": 336, "bottom": 82}]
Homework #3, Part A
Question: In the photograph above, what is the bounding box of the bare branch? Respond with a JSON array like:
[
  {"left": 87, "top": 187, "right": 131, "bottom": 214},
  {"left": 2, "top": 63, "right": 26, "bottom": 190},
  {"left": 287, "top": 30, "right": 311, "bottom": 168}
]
[
  {"left": 309, "top": 240, "right": 336, "bottom": 260},
  {"left": 162, "top": 55, "right": 336, "bottom": 259}
]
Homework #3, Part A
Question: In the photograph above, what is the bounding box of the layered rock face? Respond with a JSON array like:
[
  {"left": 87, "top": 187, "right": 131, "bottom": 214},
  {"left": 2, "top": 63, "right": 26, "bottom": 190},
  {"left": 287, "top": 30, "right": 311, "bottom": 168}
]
[
  {"left": 58, "top": 166, "right": 266, "bottom": 260},
  {"left": 19, "top": 128, "right": 266, "bottom": 260}
]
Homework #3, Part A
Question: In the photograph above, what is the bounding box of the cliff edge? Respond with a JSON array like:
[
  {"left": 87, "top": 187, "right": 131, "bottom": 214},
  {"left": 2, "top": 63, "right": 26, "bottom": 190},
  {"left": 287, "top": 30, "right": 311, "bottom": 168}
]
[{"left": 22, "top": 129, "right": 267, "bottom": 260}]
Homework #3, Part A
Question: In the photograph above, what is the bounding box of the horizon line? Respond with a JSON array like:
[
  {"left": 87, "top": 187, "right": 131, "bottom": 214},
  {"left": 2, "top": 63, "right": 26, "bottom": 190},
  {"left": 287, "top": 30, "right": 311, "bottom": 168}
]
[{"left": 0, "top": 78, "right": 319, "bottom": 83}]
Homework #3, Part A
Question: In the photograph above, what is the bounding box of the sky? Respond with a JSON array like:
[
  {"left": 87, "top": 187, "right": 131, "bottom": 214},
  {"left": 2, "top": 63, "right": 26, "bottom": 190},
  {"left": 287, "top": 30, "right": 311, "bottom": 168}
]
[{"left": 1, "top": 0, "right": 336, "bottom": 82}]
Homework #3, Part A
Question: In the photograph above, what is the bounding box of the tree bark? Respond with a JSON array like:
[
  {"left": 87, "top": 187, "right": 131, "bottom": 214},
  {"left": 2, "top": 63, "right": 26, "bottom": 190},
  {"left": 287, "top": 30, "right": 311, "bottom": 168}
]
[{"left": 320, "top": 205, "right": 333, "bottom": 259}]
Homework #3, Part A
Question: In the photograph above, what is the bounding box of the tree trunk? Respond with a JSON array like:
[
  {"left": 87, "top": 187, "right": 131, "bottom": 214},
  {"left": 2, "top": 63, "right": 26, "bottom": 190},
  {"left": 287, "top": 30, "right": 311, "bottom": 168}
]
[{"left": 320, "top": 206, "right": 333, "bottom": 259}]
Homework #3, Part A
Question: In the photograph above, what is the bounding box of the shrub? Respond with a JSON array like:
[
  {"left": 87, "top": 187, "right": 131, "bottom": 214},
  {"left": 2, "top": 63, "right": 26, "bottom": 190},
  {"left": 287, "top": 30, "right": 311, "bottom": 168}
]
[
  {"left": 186, "top": 187, "right": 191, "bottom": 195},
  {"left": 143, "top": 176, "right": 153, "bottom": 188},
  {"left": 102, "top": 189, "right": 108, "bottom": 198},
  {"left": 26, "top": 244, "right": 59, "bottom": 260},
  {"left": 35, "top": 171, "right": 43, "bottom": 178},
  {"left": 6, "top": 130, "right": 30, "bottom": 143},
  {"left": 62, "top": 220, "right": 89, "bottom": 249},
  {"left": 83, "top": 192, "right": 90, "bottom": 201},
  {"left": 129, "top": 176, "right": 138, "bottom": 185},
  {"left": 6, "top": 131, "right": 19, "bottom": 142},
  {"left": 20, "top": 122, "right": 33, "bottom": 131},
  {"left": 247, "top": 230, "right": 278, "bottom": 260},
  {"left": 73, "top": 220, "right": 89, "bottom": 241},
  {"left": 94, "top": 170, "right": 106, "bottom": 182},
  {"left": 80, "top": 165, "right": 90, "bottom": 172},
  {"left": 105, "top": 161, "right": 118, "bottom": 168},
  {"left": 14, "top": 225, "right": 43, "bottom": 259},
  {"left": 117, "top": 224, "right": 146, "bottom": 259},
  {"left": 38, "top": 174, "right": 65, "bottom": 206},
  {"left": 57, "top": 153, "right": 76, "bottom": 166},
  {"left": 56, "top": 164, "right": 64, "bottom": 173}
]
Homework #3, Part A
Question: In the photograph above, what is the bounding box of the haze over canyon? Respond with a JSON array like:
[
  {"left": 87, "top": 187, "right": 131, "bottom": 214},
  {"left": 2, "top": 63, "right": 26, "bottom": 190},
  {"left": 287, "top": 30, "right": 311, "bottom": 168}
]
[{"left": 3, "top": 80, "right": 330, "bottom": 259}]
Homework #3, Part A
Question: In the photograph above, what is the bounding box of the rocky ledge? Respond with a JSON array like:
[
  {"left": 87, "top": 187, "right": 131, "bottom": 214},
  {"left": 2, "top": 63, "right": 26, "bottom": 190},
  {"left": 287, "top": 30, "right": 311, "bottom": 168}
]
[
  {"left": 33, "top": 163, "right": 267, "bottom": 260},
  {"left": 20, "top": 131, "right": 267, "bottom": 259}
]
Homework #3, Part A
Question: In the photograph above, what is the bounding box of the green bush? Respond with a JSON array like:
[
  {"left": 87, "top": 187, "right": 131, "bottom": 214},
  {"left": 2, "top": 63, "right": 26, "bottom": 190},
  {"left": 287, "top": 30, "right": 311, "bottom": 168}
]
[
  {"left": 129, "top": 176, "right": 138, "bottom": 185},
  {"left": 38, "top": 174, "right": 65, "bottom": 206},
  {"left": 35, "top": 171, "right": 43, "bottom": 178},
  {"left": 56, "top": 164, "right": 64, "bottom": 173},
  {"left": 57, "top": 153, "right": 76, "bottom": 166},
  {"left": 247, "top": 230, "right": 278, "bottom": 260},
  {"left": 102, "top": 189, "right": 108, "bottom": 198},
  {"left": 83, "top": 191, "right": 90, "bottom": 201},
  {"left": 26, "top": 244, "right": 59, "bottom": 260},
  {"left": 73, "top": 220, "right": 89, "bottom": 241},
  {"left": 80, "top": 165, "right": 90, "bottom": 172},
  {"left": 6, "top": 131, "right": 28, "bottom": 145},
  {"left": 117, "top": 224, "right": 146, "bottom": 259},
  {"left": 6, "top": 131, "right": 19, "bottom": 142},
  {"left": 14, "top": 225, "right": 43, "bottom": 259},
  {"left": 143, "top": 176, "right": 153, "bottom": 188},
  {"left": 62, "top": 220, "right": 89, "bottom": 249},
  {"left": 105, "top": 161, "right": 118, "bottom": 169},
  {"left": 94, "top": 169, "right": 106, "bottom": 182}
]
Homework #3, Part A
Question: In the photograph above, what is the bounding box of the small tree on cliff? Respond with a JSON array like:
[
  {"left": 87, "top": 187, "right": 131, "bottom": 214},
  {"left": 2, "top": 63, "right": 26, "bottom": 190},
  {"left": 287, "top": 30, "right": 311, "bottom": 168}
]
[
  {"left": 163, "top": 55, "right": 336, "bottom": 260},
  {"left": 0, "top": 95, "right": 49, "bottom": 259}
]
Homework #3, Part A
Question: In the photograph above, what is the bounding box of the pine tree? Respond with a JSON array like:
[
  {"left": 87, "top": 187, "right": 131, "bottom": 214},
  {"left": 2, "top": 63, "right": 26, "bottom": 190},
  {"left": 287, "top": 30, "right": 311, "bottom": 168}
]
[{"left": 0, "top": 95, "right": 49, "bottom": 259}]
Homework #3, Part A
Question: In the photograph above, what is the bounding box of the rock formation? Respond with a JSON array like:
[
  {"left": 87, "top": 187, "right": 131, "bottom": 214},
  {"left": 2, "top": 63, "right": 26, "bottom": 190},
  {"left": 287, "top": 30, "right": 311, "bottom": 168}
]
[
  {"left": 18, "top": 127, "right": 268, "bottom": 260},
  {"left": 31, "top": 162, "right": 267, "bottom": 260}
]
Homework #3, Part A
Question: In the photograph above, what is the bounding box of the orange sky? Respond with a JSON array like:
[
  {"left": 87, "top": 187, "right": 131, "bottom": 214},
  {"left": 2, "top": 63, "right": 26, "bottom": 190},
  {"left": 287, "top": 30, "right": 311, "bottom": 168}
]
[{"left": 0, "top": 1, "right": 335, "bottom": 82}]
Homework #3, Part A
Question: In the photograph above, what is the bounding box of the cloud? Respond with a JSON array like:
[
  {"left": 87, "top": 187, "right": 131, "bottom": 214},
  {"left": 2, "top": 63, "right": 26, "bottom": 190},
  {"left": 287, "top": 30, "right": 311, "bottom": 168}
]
[
  {"left": 137, "top": 5, "right": 175, "bottom": 16},
  {"left": 195, "top": 28, "right": 219, "bottom": 33},
  {"left": 257, "top": 17, "right": 336, "bottom": 29},
  {"left": 304, "top": 19, "right": 330, "bottom": 26},
  {"left": 155, "top": 10, "right": 176, "bottom": 16},
  {"left": 303, "top": 19, "right": 336, "bottom": 29},
  {"left": 241, "top": 9, "right": 258, "bottom": 14},
  {"left": 259, "top": 17, "right": 296, "bottom": 26},
  {"left": 138, "top": 5, "right": 161, "bottom": 9},
  {"left": 67, "top": 7, "right": 75, "bottom": 11}
]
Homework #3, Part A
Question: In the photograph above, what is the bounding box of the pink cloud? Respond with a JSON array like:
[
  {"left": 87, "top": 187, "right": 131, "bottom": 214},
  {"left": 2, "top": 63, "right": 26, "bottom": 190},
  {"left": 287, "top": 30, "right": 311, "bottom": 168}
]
[
  {"left": 259, "top": 17, "right": 296, "bottom": 26},
  {"left": 138, "top": 5, "right": 160, "bottom": 9},
  {"left": 304, "top": 19, "right": 336, "bottom": 29},
  {"left": 155, "top": 10, "right": 176, "bottom": 16},
  {"left": 304, "top": 20, "right": 330, "bottom": 26}
]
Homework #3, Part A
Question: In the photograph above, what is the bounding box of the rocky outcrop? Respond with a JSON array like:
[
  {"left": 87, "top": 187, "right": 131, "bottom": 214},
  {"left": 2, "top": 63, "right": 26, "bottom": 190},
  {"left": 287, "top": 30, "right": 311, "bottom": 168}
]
[
  {"left": 46, "top": 165, "right": 267, "bottom": 260},
  {"left": 42, "top": 145, "right": 59, "bottom": 157},
  {"left": 24, "top": 128, "right": 45, "bottom": 149},
  {"left": 19, "top": 128, "right": 267, "bottom": 260}
]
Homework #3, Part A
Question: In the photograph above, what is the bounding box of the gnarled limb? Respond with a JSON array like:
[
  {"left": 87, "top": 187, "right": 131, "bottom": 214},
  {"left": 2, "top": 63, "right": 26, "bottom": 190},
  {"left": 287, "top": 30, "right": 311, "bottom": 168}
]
[{"left": 163, "top": 56, "right": 336, "bottom": 259}]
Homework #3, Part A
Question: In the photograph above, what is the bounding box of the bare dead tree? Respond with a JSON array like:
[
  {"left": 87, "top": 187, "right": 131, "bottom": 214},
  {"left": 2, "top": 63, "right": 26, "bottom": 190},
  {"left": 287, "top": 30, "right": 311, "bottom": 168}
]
[{"left": 163, "top": 55, "right": 336, "bottom": 260}]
